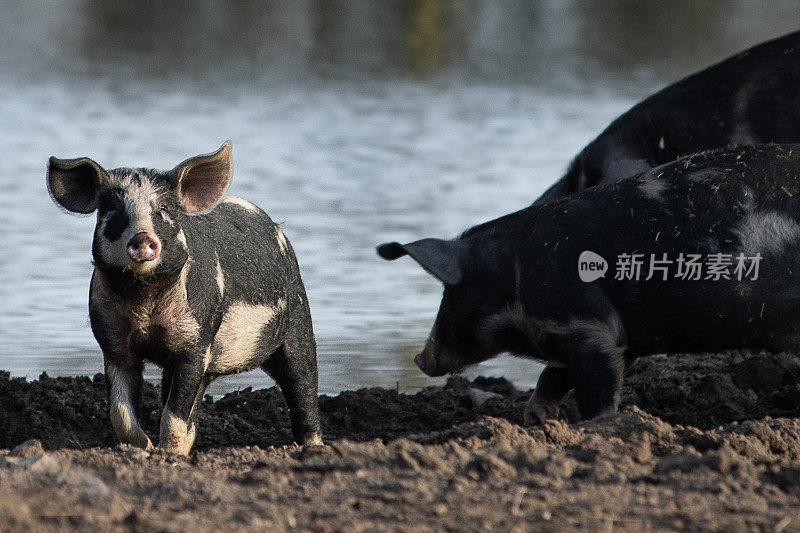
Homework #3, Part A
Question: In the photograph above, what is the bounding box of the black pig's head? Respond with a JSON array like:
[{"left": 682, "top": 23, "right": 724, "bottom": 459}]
[
  {"left": 48, "top": 142, "right": 232, "bottom": 277},
  {"left": 378, "top": 237, "right": 513, "bottom": 376}
]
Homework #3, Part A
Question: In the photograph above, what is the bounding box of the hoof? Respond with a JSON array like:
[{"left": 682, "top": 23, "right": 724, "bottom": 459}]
[
  {"left": 523, "top": 396, "right": 562, "bottom": 426},
  {"left": 302, "top": 433, "right": 324, "bottom": 447}
]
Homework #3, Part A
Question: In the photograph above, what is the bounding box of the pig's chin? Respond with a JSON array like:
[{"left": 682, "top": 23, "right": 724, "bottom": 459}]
[
  {"left": 95, "top": 255, "right": 163, "bottom": 277},
  {"left": 415, "top": 358, "right": 447, "bottom": 377},
  {"left": 125, "top": 257, "right": 162, "bottom": 276}
]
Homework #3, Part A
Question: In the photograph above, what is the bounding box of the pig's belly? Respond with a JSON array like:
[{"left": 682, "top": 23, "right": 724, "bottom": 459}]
[{"left": 206, "top": 300, "right": 286, "bottom": 374}]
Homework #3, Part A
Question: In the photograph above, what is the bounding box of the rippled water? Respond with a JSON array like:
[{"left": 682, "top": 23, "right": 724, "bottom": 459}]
[{"left": 1, "top": 1, "right": 798, "bottom": 395}]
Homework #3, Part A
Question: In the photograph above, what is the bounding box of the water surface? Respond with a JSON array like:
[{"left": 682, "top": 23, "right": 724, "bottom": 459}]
[{"left": 1, "top": 1, "right": 798, "bottom": 395}]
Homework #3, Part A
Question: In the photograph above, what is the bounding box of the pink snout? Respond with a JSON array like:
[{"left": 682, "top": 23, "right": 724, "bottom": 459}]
[{"left": 126, "top": 231, "right": 161, "bottom": 262}]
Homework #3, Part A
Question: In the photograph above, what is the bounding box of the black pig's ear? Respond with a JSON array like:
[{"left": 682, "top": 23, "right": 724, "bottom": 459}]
[
  {"left": 47, "top": 156, "right": 107, "bottom": 214},
  {"left": 172, "top": 141, "right": 232, "bottom": 214},
  {"left": 377, "top": 238, "right": 466, "bottom": 285}
]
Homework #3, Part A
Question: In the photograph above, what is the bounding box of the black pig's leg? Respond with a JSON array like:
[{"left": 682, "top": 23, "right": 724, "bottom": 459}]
[
  {"left": 263, "top": 300, "right": 322, "bottom": 446},
  {"left": 556, "top": 320, "right": 627, "bottom": 420},
  {"left": 160, "top": 365, "right": 206, "bottom": 450},
  {"left": 524, "top": 364, "right": 574, "bottom": 425},
  {"left": 105, "top": 357, "right": 153, "bottom": 450},
  {"left": 159, "top": 356, "right": 207, "bottom": 455}
]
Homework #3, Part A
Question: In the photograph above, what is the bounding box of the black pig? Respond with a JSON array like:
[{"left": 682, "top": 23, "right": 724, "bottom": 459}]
[
  {"left": 536, "top": 30, "right": 800, "bottom": 204},
  {"left": 48, "top": 142, "right": 321, "bottom": 454},
  {"left": 380, "top": 144, "right": 800, "bottom": 424}
]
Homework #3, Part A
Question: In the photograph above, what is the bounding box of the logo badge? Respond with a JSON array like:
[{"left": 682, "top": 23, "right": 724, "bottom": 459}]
[{"left": 578, "top": 250, "right": 608, "bottom": 282}]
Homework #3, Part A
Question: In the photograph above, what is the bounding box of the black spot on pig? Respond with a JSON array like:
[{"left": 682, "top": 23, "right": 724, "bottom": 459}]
[{"left": 98, "top": 189, "right": 128, "bottom": 242}]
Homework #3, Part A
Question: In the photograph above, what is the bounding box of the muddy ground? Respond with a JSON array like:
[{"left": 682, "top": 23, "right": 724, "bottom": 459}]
[{"left": 2, "top": 350, "right": 800, "bottom": 531}]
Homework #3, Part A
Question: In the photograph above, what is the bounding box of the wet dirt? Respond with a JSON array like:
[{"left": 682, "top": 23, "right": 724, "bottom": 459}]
[{"left": 2, "top": 350, "right": 800, "bottom": 531}]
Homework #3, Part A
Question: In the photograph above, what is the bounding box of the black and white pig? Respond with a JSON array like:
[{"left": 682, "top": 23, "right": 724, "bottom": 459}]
[
  {"left": 536, "top": 30, "right": 800, "bottom": 204},
  {"left": 47, "top": 142, "right": 322, "bottom": 454},
  {"left": 380, "top": 144, "right": 800, "bottom": 424}
]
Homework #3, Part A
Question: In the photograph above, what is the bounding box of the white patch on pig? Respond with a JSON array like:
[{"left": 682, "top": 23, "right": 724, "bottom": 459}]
[
  {"left": 215, "top": 253, "right": 224, "bottom": 298},
  {"left": 159, "top": 407, "right": 191, "bottom": 455},
  {"left": 276, "top": 227, "right": 289, "bottom": 254},
  {"left": 119, "top": 174, "right": 161, "bottom": 230},
  {"left": 638, "top": 178, "right": 667, "bottom": 201},
  {"left": 208, "top": 299, "right": 286, "bottom": 374},
  {"left": 223, "top": 196, "right": 261, "bottom": 213},
  {"left": 176, "top": 229, "right": 188, "bottom": 249},
  {"left": 107, "top": 366, "right": 133, "bottom": 434},
  {"left": 738, "top": 211, "right": 800, "bottom": 257},
  {"left": 160, "top": 209, "right": 175, "bottom": 226}
]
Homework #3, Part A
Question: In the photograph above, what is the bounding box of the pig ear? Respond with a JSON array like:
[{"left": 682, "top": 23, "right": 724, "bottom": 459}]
[
  {"left": 377, "top": 238, "right": 466, "bottom": 285},
  {"left": 172, "top": 141, "right": 232, "bottom": 214},
  {"left": 47, "top": 156, "right": 107, "bottom": 214}
]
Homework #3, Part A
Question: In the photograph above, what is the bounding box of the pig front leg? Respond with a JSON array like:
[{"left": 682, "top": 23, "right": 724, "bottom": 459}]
[
  {"left": 262, "top": 301, "right": 322, "bottom": 446},
  {"left": 159, "top": 357, "right": 207, "bottom": 455},
  {"left": 524, "top": 364, "right": 573, "bottom": 425},
  {"left": 104, "top": 358, "right": 154, "bottom": 450},
  {"left": 553, "top": 319, "right": 627, "bottom": 420}
]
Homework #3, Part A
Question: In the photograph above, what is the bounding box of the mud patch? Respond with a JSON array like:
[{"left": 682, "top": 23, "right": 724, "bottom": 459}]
[{"left": 2, "top": 350, "right": 800, "bottom": 531}]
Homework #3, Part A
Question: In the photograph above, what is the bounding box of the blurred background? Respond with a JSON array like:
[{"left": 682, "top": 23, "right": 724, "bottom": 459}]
[{"left": 0, "top": 0, "right": 798, "bottom": 396}]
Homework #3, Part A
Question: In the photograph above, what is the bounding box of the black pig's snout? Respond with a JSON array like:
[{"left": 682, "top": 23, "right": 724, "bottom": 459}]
[
  {"left": 415, "top": 349, "right": 446, "bottom": 377},
  {"left": 413, "top": 352, "right": 428, "bottom": 373},
  {"left": 126, "top": 231, "right": 161, "bottom": 262}
]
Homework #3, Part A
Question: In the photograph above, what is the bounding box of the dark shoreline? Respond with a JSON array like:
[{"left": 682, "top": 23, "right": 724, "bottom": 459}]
[{"left": 3, "top": 348, "right": 799, "bottom": 451}]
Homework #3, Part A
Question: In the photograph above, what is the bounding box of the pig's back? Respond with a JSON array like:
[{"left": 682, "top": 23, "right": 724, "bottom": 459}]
[
  {"left": 577, "top": 145, "right": 800, "bottom": 352},
  {"left": 181, "top": 196, "right": 300, "bottom": 308},
  {"left": 520, "top": 145, "right": 800, "bottom": 353}
]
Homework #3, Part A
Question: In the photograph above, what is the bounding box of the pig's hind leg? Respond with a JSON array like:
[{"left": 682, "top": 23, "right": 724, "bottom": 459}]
[{"left": 262, "top": 299, "right": 322, "bottom": 446}]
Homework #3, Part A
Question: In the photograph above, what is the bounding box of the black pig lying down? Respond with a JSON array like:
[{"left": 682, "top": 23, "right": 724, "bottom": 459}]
[
  {"left": 536, "top": 30, "right": 800, "bottom": 204},
  {"left": 380, "top": 144, "right": 800, "bottom": 424},
  {"left": 48, "top": 142, "right": 321, "bottom": 454}
]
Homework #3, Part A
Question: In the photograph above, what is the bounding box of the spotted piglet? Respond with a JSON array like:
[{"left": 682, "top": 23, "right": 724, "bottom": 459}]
[{"left": 47, "top": 142, "right": 321, "bottom": 454}]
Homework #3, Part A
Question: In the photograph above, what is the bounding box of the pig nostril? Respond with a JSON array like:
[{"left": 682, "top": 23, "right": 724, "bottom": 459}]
[{"left": 126, "top": 232, "right": 160, "bottom": 262}]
